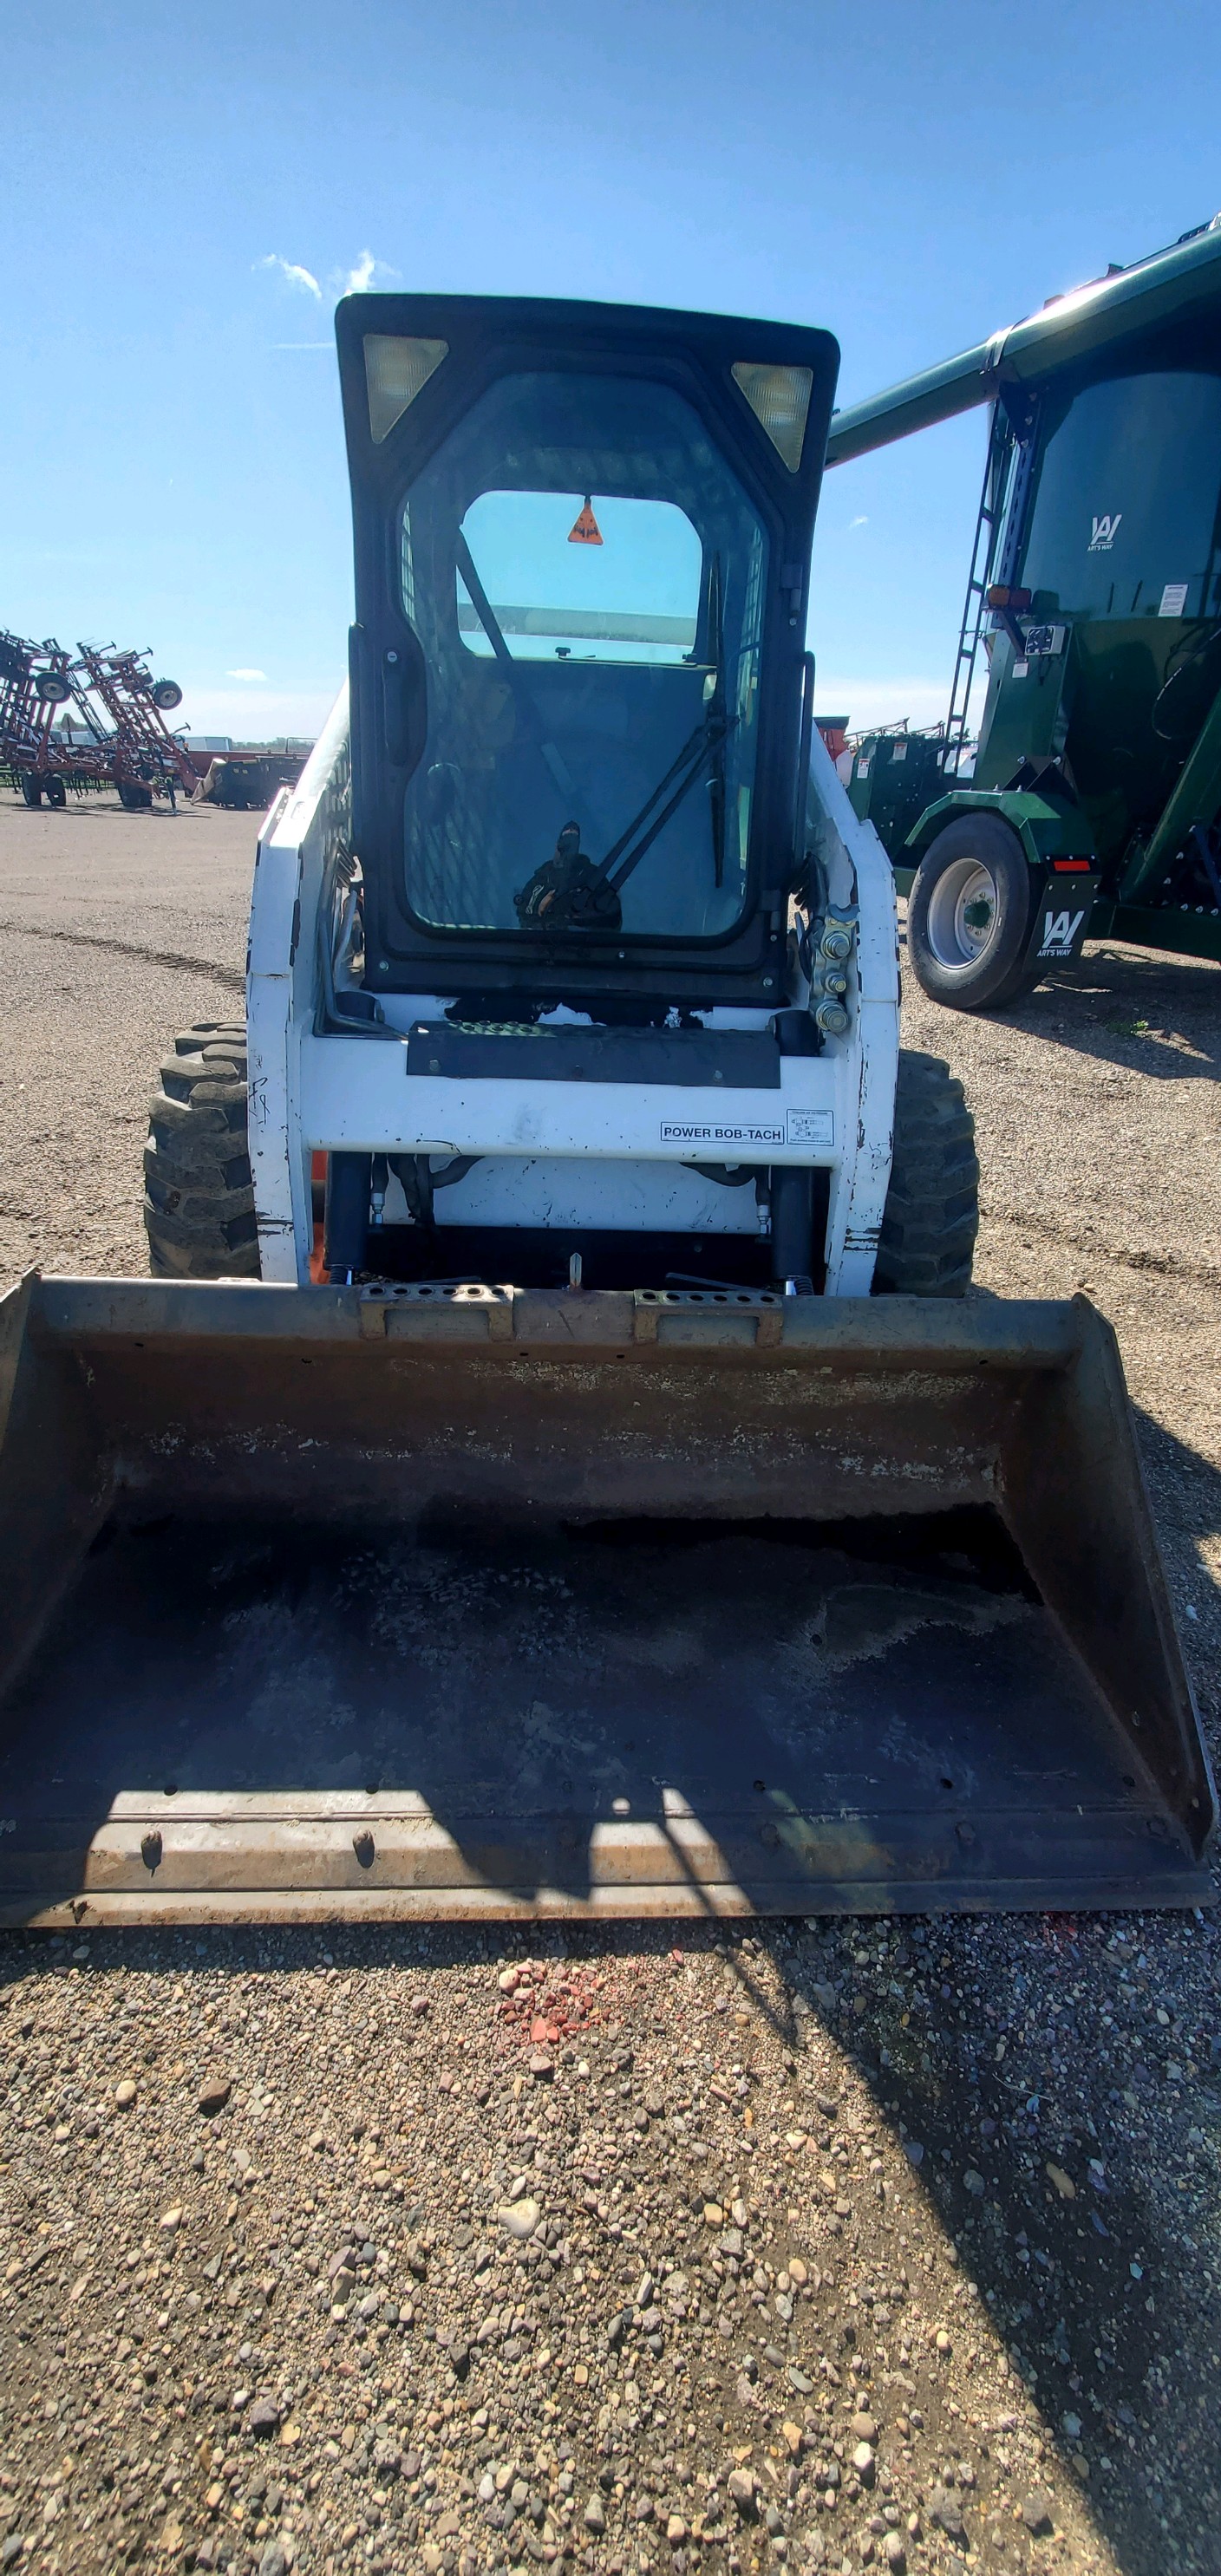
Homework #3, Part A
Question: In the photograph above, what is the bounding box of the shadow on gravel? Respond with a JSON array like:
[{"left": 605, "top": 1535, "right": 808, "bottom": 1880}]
[
  {"left": 1133, "top": 1409, "right": 1221, "bottom": 1603},
  {"left": 982, "top": 946, "right": 1221, "bottom": 1082},
  {"left": 5, "top": 1901, "right": 1218, "bottom": 2576},
  {"left": 782, "top": 1913, "right": 1221, "bottom": 2576}
]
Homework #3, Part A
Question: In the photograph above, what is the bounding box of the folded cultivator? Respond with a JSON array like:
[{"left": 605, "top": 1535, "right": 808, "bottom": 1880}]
[{"left": 0, "top": 629, "right": 194, "bottom": 807}]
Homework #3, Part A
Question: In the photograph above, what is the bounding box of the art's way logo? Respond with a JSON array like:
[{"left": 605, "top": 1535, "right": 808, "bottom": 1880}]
[
  {"left": 1039, "top": 907, "right": 1087, "bottom": 958},
  {"left": 1088, "top": 512, "right": 1122, "bottom": 551}
]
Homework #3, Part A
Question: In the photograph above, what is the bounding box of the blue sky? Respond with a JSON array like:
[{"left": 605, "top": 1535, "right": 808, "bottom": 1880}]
[{"left": 3, "top": 0, "right": 1219, "bottom": 740}]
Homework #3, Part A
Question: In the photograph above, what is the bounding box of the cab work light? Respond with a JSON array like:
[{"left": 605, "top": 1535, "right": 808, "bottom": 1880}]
[
  {"left": 731, "top": 362, "right": 813, "bottom": 471},
  {"left": 364, "top": 335, "right": 448, "bottom": 444}
]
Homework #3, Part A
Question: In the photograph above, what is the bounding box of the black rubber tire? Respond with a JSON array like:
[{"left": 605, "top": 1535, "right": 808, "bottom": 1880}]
[
  {"left": 151, "top": 679, "right": 183, "bottom": 712},
  {"left": 907, "top": 813, "right": 1041, "bottom": 1011},
  {"left": 118, "top": 779, "right": 153, "bottom": 811},
  {"left": 874, "top": 1049, "right": 979, "bottom": 1296},
  {"left": 142, "top": 1024, "right": 259, "bottom": 1279},
  {"left": 44, "top": 775, "right": 67, "bottom": 808},
  {"left": 21, "top": 774, "right": 42, "bottom": 807}
]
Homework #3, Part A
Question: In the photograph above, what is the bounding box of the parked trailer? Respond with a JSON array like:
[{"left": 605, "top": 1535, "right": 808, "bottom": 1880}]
[
  {"left": 826, "top": 215, "right": 1221, "bottom": 1007},
  {"left": 193, "top": 751, "right": 310, "bottom": 811}
]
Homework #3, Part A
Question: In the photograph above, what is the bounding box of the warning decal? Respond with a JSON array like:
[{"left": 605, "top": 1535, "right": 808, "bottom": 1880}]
[
  {"left": 787, "top": 1108, "right": 833, "bottom": 1147},
  {"left": 568, "top": 495, "right": 604, "bottom": 545}
]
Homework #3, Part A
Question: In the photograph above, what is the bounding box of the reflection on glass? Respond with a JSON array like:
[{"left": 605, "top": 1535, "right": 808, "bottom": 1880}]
[
  {"left": 396, "top": 370, "right": 768, "bottom": 941},
  {"left": 1022, "top": 370, "right": 1221, "bottom": 622}
]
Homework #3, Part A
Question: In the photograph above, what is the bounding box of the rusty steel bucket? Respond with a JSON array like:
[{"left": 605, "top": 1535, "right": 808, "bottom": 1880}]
[{"left": 0, "top": 1272, "right": 1211, "bottom": 1925}]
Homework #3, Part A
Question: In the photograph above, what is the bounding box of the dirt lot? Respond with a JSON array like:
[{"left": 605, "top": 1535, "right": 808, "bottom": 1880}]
[{"left": 0, "top": 787, "right": 1218, "bottom": 2576}]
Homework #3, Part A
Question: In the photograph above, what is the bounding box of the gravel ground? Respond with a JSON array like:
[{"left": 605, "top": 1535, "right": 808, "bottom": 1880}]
[{"left": 0, "top": 786, "right": 1219, "bottom": 2576}]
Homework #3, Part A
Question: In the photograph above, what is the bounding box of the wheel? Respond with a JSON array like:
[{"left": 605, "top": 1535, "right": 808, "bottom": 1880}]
[
  {"left": 44, "top": 775, "right": 67, "bottom": 808},
  {"left": 20, "top": 774, "right": 42, "bottom": 807},
  {"left": 118, "top": 779, "right": 154, "bottom": 810},
  {"left": 142, "top": 1024, "right": 259, "bottom": 1279},
  {"left": 907, "top": 813, "right": 1041, "bottom": 1010},
  {"left": 873, "top": 1049, "right": 979, "bottom": 1296},
  {"left": 151, "top": 680, "right": 183, "bottom": 712}
]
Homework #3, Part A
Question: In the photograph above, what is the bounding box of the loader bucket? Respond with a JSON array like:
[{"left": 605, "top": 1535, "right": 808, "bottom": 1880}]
[{"left": 0, "top": 1274, "right": 1211, "bottom": 1925}]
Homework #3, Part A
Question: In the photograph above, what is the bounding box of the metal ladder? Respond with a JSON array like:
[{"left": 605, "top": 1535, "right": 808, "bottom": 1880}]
[{"left": 942, "top": 406, "right": 1018, "bottom": 777}]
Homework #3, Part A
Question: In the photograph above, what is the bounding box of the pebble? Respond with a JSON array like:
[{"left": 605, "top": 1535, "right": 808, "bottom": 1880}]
[
  {"left": 498, "top": 2195, "right": 540, "bottom": 2238},
  {"left": 198, "top": 2077, "right": 232, "bottom": 2116},
  {"left": 114, "top": 2078, "right": 137, "bottom": 2109},
  {"left": 929, "top": 2482, "right": 966, "bottom": 2539},
  {"left": 0, "top": 1926, "right": 1119, "bottom": 2576}
]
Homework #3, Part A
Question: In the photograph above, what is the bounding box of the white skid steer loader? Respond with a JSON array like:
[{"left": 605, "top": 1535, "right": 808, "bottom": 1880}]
[{"left": 0, "top": 297, "right": 1211, "bottom": 1927}]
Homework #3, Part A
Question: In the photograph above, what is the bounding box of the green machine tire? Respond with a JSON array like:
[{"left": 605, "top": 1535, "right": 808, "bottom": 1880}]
[{"left": 907, "top": 812, "right": 1041, "bottom": 1011}]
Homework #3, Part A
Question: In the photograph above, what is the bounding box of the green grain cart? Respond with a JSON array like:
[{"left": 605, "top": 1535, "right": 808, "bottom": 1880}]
[{"left": 827, "top": 216, "right": 1221, "bottom": 1008}]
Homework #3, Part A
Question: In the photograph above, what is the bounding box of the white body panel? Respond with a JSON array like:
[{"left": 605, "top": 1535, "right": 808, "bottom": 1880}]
[
  {"left": 375, "top": 1158, "right": 767, "bottom": 1235},
  {"left": 246, "top": 685, "right": 900, "bottom": 1294}
]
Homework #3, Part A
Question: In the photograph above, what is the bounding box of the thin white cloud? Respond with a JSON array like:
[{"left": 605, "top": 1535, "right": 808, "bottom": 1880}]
[
  {"left": 272, "top": 342, "right": 331, "bottom": 351},
  {"left": 256, "top": 254, "right": 322, "bottom": 300},
  {"left": 848, "top": 515, "right": 869, "bottom": 530},
  {"left": 336, "top": 248, "right": 398, "bottom": 297},
  {"left": 227, "top": 668, "right": 267, "bottom": 682}
]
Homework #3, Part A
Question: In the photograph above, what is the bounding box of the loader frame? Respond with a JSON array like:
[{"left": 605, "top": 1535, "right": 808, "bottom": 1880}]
[{"left": 245, "top": 688, "right": 901, "bottom": 1295}]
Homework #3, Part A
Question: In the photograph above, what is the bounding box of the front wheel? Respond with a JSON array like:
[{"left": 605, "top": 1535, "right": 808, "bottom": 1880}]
[
  {"left": 118, "top": 778, "right": 154, "bottom": 810},
  {"left": 142, "top": 1024, "right": 259, "bottom": 1278},
  {"left": 907, "top": 813, "right": 1040, "bottom": 1011},
  {"left": 874, "top": 1050, "right": 979, "bottom": 1296},
  {"left": 44, "top": 775, "right": 67, "bottom": 808},
  {"left": 20, "top": 774, "right": 42, "bottom": 808}
]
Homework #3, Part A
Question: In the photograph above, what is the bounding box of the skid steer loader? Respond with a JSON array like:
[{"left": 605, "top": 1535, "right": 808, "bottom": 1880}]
[{"left": 0, "top": 296, "right": 1212, "bottom": 1926}]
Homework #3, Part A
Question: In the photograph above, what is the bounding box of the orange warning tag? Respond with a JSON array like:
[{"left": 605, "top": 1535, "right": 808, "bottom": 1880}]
[{"left": 568, "top": 495, "right": 603, "bottom": 545}]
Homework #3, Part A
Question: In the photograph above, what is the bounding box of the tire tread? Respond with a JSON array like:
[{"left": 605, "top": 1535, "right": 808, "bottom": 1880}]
[
  {"left": 142, "top": 1024, "right": 259, "bottom": 1279},
  {"left": 874, "top": 1049, "right": 979, "bottom": 1296}
]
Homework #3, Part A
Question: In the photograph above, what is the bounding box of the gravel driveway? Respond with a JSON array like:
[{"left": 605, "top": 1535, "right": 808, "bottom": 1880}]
[{"left": 0, "top": 788, "right": 1218, "bottom": 2576}]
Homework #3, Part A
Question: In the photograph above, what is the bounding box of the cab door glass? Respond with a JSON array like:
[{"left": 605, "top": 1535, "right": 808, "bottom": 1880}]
[{"left": 396, "top": 369, "right": 768, "bottom": 942}]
